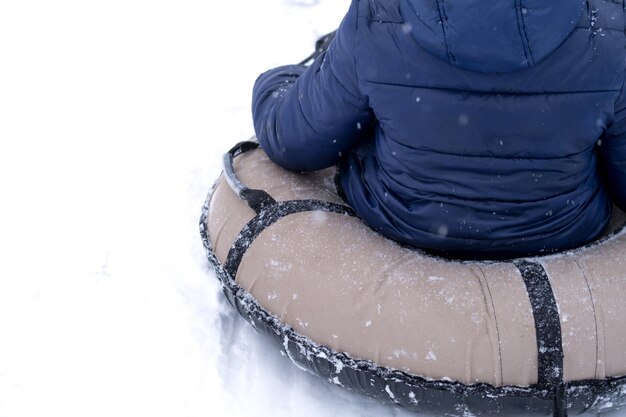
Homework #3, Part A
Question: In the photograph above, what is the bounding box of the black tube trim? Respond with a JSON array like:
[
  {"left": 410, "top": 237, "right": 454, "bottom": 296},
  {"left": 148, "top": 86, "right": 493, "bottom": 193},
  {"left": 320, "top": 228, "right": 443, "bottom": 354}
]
[
  {"left": 222, "top": 141, "right": 278, "bottom": 214},
  {"left": 200, "top": 195, "right": 626, "bottom": 416},
  {"left": 200, "top": 142, "right": 626, "bottom": 415}
]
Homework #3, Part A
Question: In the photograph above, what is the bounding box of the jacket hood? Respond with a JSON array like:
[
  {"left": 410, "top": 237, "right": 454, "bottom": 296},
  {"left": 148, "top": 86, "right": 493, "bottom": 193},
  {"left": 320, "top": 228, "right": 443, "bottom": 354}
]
[{"left": 398, "top": 0, "right": 586, "bottom": 73}]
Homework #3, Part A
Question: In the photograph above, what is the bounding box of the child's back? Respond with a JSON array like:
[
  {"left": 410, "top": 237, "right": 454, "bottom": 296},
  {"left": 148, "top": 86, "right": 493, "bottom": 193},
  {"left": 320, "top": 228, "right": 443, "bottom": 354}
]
[{"left": 252, "top": 0, "right": 626, "bottom": 259}]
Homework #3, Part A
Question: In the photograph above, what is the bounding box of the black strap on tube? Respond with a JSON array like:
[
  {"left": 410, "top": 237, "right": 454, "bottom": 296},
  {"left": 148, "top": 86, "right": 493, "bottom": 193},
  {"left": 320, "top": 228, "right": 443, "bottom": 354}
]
[
  {"left": 514, "top": 260, "right": 567, "bottom": 417},
  {"left": 221, "top": 140, "right": 355, "bottom": 279},
  {"left": 298, "top": 30, "right": 337, "bottom": 66}
]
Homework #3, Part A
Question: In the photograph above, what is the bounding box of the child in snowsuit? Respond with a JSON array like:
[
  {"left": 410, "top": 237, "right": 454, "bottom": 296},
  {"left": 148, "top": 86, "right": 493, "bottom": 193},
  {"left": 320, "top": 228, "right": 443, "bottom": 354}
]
[{"left": 252, "top": 0, "right": 626, "bottom": 259}]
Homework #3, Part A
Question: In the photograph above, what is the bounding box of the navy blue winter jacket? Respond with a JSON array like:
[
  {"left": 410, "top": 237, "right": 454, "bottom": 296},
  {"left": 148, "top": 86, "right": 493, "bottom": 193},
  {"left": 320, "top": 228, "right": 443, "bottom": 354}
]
[{"left": 252, "top": 0, "right": 626, "bottom": 259}]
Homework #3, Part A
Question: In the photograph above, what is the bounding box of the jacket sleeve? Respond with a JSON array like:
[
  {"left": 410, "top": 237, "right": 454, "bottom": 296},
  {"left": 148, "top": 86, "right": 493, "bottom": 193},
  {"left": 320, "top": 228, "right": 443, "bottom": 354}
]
[
  {"left": 600, "top": 83, "right": 626, "bottom": 211},
  {"left": 252, "top": 0, "right": 373, "bottom": 172}
]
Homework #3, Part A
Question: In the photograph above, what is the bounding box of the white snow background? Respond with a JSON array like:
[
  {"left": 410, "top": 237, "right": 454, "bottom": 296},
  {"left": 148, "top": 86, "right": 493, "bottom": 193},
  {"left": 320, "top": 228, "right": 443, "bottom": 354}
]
[{"left": 0, "top": 0, "right": 623, "bottom": 416}]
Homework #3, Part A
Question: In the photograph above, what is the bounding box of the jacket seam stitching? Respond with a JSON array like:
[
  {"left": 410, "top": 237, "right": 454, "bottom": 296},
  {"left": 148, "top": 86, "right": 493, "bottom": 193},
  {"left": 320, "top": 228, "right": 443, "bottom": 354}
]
[
  {"left": 354, "top": 0, "right": 365, "bottom": 104},
  {"left": 574, "top": 25, "right": 623, "bottom": 32},
  {"left": 519, "top": 0, "right": 535, "bottom": 64},
  {"left": 607, "top": 0, "right": 626, "bottom": 132},
  {"left": 403, "top": 0, "right": 434, "bottom": 29},
  {"left": 617, "top": 0, "right": 626, "bottom": 114},
  {"left": 435, "top": 0, "right": 456, "bottom": 65},
  {"left": 361, "top": 79, "right": 620, "bottom": 96},
  {"left": 515, "top": 0, "right": 534, "bottom": 66},
  {"left": 384, "top": 142, "right": 596, "bottom": 161}
]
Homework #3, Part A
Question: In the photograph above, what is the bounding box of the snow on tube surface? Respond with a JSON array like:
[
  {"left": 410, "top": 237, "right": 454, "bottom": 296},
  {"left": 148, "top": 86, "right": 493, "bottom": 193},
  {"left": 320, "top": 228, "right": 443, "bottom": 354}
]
[{"left": 200, "top": 142, "right": 626, "bottom": 417}]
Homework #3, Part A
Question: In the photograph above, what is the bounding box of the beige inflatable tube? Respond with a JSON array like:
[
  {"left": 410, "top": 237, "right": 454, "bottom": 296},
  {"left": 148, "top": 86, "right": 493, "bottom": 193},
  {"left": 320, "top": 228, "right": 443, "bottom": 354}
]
[{"left": 200, "top": 142, "right": 626, "bottom": 416}]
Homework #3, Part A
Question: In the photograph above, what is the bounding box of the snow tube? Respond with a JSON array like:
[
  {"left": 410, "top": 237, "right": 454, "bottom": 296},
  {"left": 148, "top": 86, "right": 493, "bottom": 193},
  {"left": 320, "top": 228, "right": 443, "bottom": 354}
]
[{"left": 200, "top": 141, "right": 626, "bottom": 416}]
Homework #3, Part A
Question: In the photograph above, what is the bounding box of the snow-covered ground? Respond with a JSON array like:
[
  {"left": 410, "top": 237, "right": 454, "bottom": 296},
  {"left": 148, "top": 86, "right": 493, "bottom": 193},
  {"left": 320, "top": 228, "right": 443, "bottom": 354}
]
[{"left": 0, "top": 1, "right": 623, "bottom": 416}]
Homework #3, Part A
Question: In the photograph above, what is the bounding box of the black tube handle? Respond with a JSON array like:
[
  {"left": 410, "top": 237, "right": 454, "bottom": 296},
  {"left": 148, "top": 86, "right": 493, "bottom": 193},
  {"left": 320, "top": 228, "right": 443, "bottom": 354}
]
[
  {"left": 223, "top": 141, "right": 277, "bottom": 214},
  {"left": 298, "top": 30, "right": 337, "bottom": 66}
]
